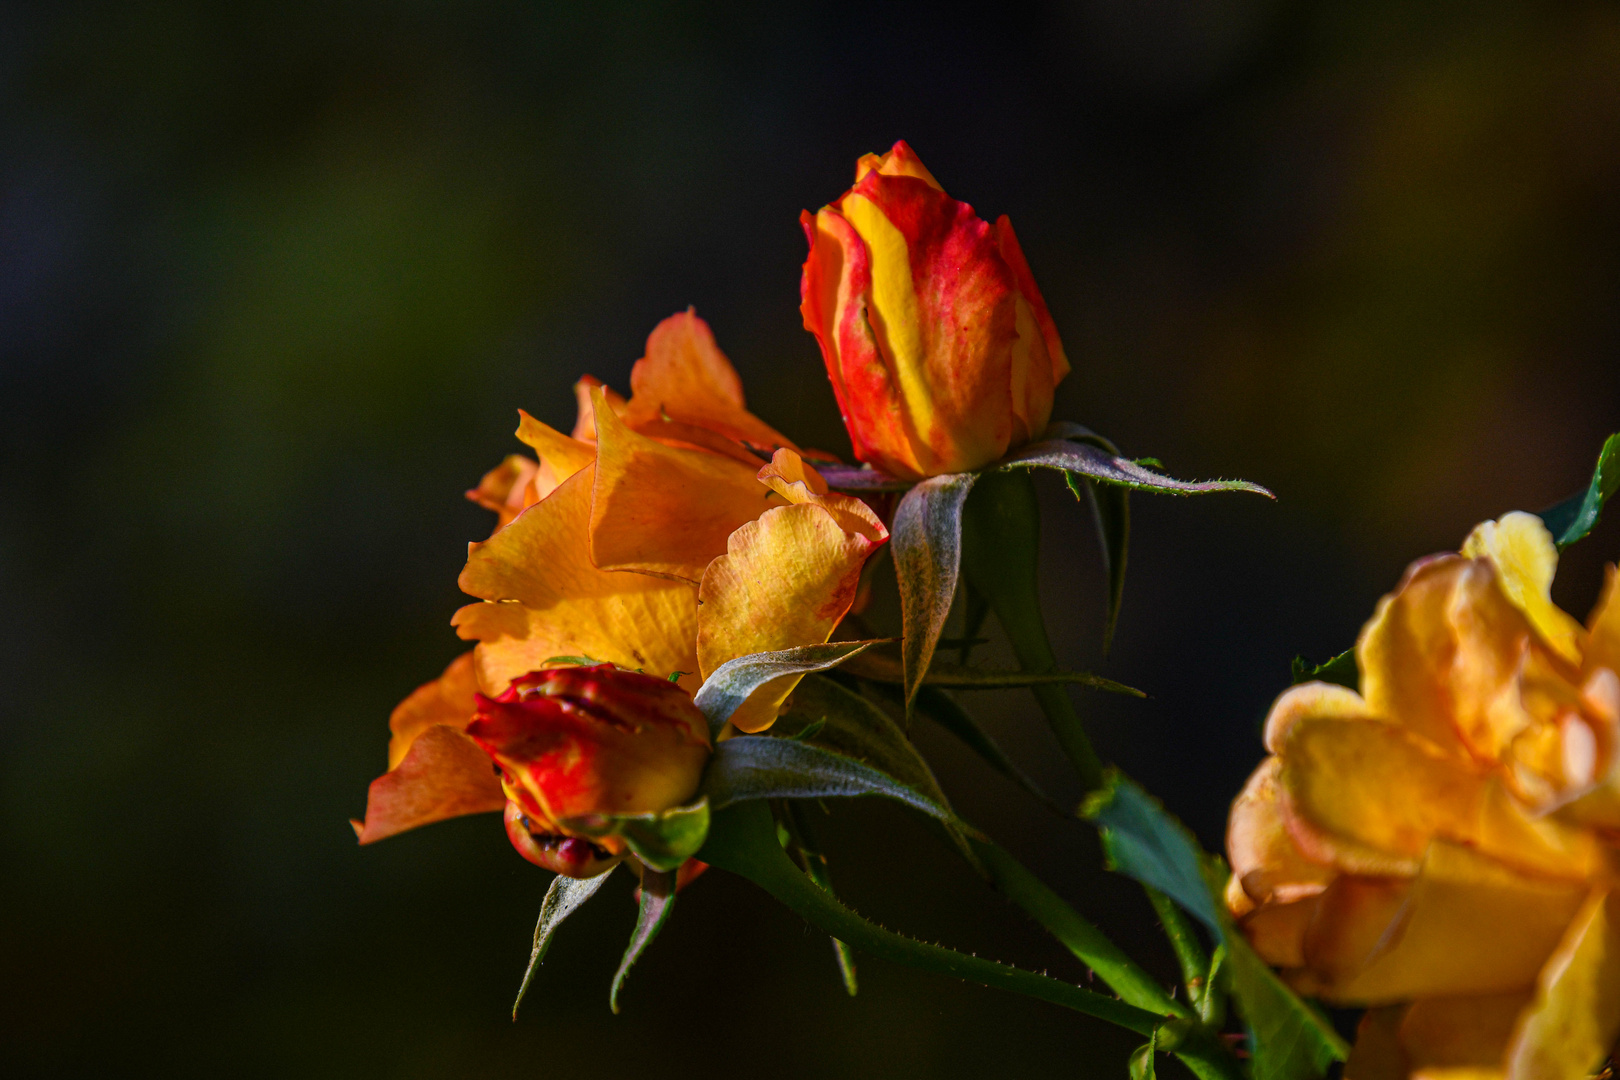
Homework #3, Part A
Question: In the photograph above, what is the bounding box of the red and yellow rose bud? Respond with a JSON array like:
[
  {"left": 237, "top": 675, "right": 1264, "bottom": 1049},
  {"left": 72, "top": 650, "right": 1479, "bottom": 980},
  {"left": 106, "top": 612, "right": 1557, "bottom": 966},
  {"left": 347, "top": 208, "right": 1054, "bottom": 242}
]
[
  {"left": 466, "top": 664, "right": 712, "bottom": 878},
  {"left": 1225, "top": 512, "right": 1620, "bottom": 1080},
  {"left": 800, "top": 140, "right": 1070, "bottom": 479}
]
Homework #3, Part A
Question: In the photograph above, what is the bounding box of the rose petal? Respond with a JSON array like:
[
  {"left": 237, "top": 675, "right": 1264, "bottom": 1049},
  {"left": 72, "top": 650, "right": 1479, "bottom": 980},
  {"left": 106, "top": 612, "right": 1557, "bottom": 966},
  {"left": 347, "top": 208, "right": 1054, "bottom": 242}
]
[
  {"left": 387, "top": 650, "right": 479, "bottom": 770},
  {"left": 1462, "top": 512, "right": 1585, "bottom": 666},
  {"left": 465, "top": 454, "right": 539, "bottom": 530},
  {"left": 1503, "top": 888, "right": 1620, "bottom": 1080},
  {"left": 1399, "top": 991, "right": 1532, "bottom": 1075},
  {"left": 352, "top": 724, "right": 505, "bottom": 844},
  {"left": 515, "top": 410, "right": 595, "bottom": 500},
  {"left": 1228, "top": 757, "right": 1337, "bottom": 905}
]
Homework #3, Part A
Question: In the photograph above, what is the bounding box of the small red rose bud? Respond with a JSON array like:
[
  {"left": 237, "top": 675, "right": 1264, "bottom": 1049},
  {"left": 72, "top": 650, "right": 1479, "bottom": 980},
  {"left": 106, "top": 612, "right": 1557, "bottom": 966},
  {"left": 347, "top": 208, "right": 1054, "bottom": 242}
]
[{"left": 466, "top": 664, "right": 713, "bottom": 877}]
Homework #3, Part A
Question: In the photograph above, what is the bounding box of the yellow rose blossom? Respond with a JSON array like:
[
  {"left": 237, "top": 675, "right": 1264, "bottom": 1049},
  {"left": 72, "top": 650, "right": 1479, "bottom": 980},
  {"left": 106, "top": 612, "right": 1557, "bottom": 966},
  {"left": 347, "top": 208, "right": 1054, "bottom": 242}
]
[
  {"left": 1226, "top": 511, "right": 1620, "bottom": 1080},
  {"left": 352, "top": 310, "right": 888, "bottom": 846}
]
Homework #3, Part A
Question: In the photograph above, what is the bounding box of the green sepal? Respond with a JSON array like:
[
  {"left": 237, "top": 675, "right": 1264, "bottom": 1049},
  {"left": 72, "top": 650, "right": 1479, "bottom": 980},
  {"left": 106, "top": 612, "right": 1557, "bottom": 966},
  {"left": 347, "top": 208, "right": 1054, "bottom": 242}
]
[
  {"left": 609, "top": 866, "right": 676, "bottom": 1014},
  {"left": 1085, "top": 772, "right": 1349, "bottom": 1080},
  {"left": 1290, "top": 649, "right": 1358, "bottom": 689},
  {"left": 560, "top": 798, "right": 710, "bottom": 874},
  {"left": 512, "top": 866, "right": 615, "bottom": 1020},
  {"left": 1009, "top": 423, "right": 1273, "bottom": 498},
  {"left": 1130, "top": 1028, "right": 1158, "bottom": 1080},
  {"left": 692, "top": 639, "right": 890, "bottom": 737},
  {"left": 891, "top": 471, "right": 979, "bottom": 708},
  {"left": 1539, "top": 432, "right": 1619, "bottom": 549}
]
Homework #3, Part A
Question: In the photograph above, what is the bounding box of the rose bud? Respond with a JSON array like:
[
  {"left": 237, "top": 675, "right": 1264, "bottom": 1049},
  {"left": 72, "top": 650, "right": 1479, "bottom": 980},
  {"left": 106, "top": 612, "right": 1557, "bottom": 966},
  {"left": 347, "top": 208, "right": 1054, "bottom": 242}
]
[
  {"left": 800, "top": 140, "right": 1070, "bottom": 479},
  {"left": 465, "top": 664, "right": 712, "bottom": 877}
]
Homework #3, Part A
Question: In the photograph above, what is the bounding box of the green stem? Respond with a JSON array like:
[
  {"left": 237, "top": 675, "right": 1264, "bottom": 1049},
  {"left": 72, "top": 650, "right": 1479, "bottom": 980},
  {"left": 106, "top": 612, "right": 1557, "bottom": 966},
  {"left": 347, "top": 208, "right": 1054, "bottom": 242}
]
[
  {"left": 1145, "top": 885, "right": 1211, "bottom": 1007},
  {"left": 781, "top": 801, "right": 859, "bottom": 996},
  {"left": 961, "top": 469, "right": 1105, "bottom": 793},
  {"left": 701, "top": 804, "right": 1245, "bottom": 1080}
]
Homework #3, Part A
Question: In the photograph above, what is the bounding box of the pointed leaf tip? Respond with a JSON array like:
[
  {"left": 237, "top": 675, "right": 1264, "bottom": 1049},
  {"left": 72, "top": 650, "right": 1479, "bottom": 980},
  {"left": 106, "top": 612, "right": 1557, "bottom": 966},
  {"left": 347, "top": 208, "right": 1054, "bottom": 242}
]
[
  {"left": 891, "top": 472, "right": 978, "bottom": 708},
  {"left": 1539, "top": 431, "right": 1619, "bottom": 549},
  {"left": 513, "top": 867, "right": 615, "bottom": 1020},
  {"left": 609, "top": 867, "right": 676, "bottom": 1015}
]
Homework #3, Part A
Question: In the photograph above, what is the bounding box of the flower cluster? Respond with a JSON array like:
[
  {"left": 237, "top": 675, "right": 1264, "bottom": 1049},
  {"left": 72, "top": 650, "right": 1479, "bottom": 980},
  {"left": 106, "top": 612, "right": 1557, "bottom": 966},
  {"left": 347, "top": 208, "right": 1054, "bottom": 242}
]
[{"left": 1227, "top": 512, "right": 1620, "bottom": 1079}]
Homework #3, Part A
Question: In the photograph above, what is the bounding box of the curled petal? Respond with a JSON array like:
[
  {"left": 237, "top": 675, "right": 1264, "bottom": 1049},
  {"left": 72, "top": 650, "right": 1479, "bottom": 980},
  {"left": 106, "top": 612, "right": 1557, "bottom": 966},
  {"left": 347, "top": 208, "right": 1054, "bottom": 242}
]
[
  {"left": 1263, "top": 681, "right": 1376, "bottom": 754},
  {"left": 1228, "top": 757, "right": 1337, "bottom": 906},
  {"left": 1462, "top": 512, "right": 1585, "bottom": 665},
  {"left": 570, "top": 375, "right": 626, "bottom": 442},
  {"left": 465, "top": 454, "right": 539, "bottom": 530},
  {"left": 352, "top": 724, "right": 506, "bottom": 844},
  {"left": 515, "top": 410, "right": 595, "bottom": 500},
  {"left": 622, "top": 309, "right": 797, "bottom": 452},
  {"left": 589, "top": 387, "right": 782, "bottom": 584},
  {"left": 455, "top": 465, "right": 699, "bottom": 692}
]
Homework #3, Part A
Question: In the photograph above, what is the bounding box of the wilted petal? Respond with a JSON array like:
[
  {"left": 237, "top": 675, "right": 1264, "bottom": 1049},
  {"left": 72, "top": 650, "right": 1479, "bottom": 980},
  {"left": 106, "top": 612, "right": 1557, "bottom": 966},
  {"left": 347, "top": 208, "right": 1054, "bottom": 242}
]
[
  {"left": 387, "top": 650, "right": 479, "bottom": 769},
  {"left": 465, "top": 454, "right": 539, "bottom": 530},
  {"left": 1462, "top": 512, "right": 1585, "bottom": 666},
  {"left": 455, "top": 465, "right": 699, "bottom": 691},
  {"left": 589, "top": 387, "right": 782, "bottom": 584},
  {"left": 1503, "top": 888, "right": 1620, "bottom": 1080},
  {"left": 352, "top": 724, "right": 505, "bottom": 844},
  {"left": 695, "top": 459, "right": 888, "bottom": 733},
  {"left": 621, "top": 309, "right": 797, "bottom": 453}
]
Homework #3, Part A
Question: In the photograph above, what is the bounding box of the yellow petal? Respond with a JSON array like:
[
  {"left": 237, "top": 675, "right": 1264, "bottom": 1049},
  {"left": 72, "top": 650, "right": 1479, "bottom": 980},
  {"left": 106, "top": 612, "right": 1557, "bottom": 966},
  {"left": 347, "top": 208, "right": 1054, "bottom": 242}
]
[
  {"left": 454, "top": 464, "right": 699, "bottom": 692},
  {"left": 758, "top": 449, "right": 886, "bottom": 540},
  {"left": 1311, "top": 842, "right": 1587, "bottom": 1004},
  {"left": 1263, "top": 681, "right": 1376, "bottom": 754},
  {"left": 696, "top": 495, "right": 885, "bottom": 733},
  {"left": 621, "top": 309, "right": 797, "bottom": 452},
  {"left": 1359, "top": 555, "right": 1480, "bottom": 754},
  {"left": 352, "top": 724, "right": 506, "bottom": 844},
  {"left": 1462, "top": 512, "right": 1584, "bottom": 666},
  {"left": 1587, "top": 564, "right": 1620, "bottom": 675},
  {"left": 1301, "top": 875, "right": 1412, "bottom": 985},
  {"left": 515, "top": 409, "right": 595, "bottom": 500},
  {"left": 589, "top": 386, "right": 782, "bottom": 584},
  {"left": 387, "top": 650, "right": 479, "bottom": 770},
  {"left": 1503, "top": 888, "right": 1620, "bottom": 1080}
]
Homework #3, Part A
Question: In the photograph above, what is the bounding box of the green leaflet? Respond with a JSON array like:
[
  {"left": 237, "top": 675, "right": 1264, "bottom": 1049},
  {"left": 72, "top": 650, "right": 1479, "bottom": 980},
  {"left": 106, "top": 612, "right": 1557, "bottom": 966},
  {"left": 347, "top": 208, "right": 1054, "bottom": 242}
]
[
  {"left": 512, "top": 867, "right": 615, "bottom": 1020},
  {"left": 1144, "top": 885, "right": 1212, "bottom": 1011},
  {"left": 1002, "top": 434, "right": 1273, "bottom": 499},
  {"left": 1539, "top": 432, "right": 1620, "bottom": 549},
  {"left": 1085, "top": 774, "right": 1348, "bottom": 1080},
  {"left": 560, "top": 799, "right": 710, "bottom": 873},
  {"left": 609, "top": 866, "right": 676, "bottom": 1014},
  {"left": 692, "top": 639, "right": 889, "bottom": 737},
  {"left": 699, "top": 735, "right": 962, "bottom": 826},
  {"left": 1130, "top": 1028, "right": 1159, "bottom": 1080},
  {"left": 962, "top": 469, "right": 1106, "bottom": 793},
  {"left": 1290, "top": 649, "right": 1358, "bottom": 689},
  {"left": 891, "top": 472, "right": 979, "bottom": 708}
]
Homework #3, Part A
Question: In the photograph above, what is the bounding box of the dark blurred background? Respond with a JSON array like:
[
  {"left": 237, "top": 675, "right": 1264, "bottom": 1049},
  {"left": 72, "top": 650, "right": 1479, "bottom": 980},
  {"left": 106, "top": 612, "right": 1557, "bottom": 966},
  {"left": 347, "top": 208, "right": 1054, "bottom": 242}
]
[{"left": 3, "top": 1, "right": 1617, "bottom": 1076}]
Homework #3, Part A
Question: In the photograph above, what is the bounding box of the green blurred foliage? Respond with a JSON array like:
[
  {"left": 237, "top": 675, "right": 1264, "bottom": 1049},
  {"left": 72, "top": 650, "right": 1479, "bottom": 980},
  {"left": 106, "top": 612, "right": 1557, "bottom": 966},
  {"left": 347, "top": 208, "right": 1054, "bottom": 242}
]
[{"left": 1, "top": 1, "right": 1616, "bottom": 1077}]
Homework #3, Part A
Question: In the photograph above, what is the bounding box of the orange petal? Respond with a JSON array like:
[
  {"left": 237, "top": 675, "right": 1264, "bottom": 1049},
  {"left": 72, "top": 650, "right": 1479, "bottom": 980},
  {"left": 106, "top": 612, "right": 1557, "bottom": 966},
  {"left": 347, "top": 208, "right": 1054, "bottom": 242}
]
[
  {"left": 621, "top": 309, "right": 797, "bottom": 453},
  {"left": 387, "top": 650, "right": 480, "bottom": 770},
  {"left": 1263, "top": 681, "right": 1376, "bottom": 754},
  {"left": 589, "top": 385, "right": 782, "bottom": 584},
  {"left": 1228, "top": 757, "right": 1337, "bottom": 905},
  {"left": 1301, "top": 875, "right": 1412, "bottom": 985},
  {"left": 856, "top": 139, "right": 945, "bottom": 190},
  {"left": 696, "top": 473, "right": 887, "bottom": 733},
  {"left": 1503, "top": 888, "right": 1620, "bottom": 1080},
  {"left": 515, "top": 410, "right": 595, "bottom": 500},
  {"left": 1345, "top": 1006, "right": 1410, "bottom": 1080},
  {"left": 454, "top": 464, "right": 699, "bottom": 692},
  {"left": 1307, "top": 842, "right": 1587, "bottom": 1004},
  {"left": 352, "top": 724, "right": 506, "bottom": 844},
  {"left": 1241, "top": 894, "right": 1319, "bottom": 968},
  {"left": 757, "top": 449, "right": 886, "bottom": 541},
  {"left": 1462, "top": 512, "right": 1585, "bottom": 666},
  {"left": 465, "top": 454, "right": 539, "bottom": 530},
  {"left": 1587, "top": 564, "right": 1620, "bottom": 675},
  {"left": 570, "top": 375, "right": 626, "bottom": 442},
  {"left": 1398, "top": 991, "right": 1532, "bottom": 1077}
]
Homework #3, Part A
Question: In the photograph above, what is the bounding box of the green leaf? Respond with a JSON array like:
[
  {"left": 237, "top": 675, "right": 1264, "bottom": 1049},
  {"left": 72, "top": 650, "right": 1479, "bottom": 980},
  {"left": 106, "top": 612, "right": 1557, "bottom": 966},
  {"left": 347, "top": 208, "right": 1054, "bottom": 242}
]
[
  {"left": 692, "top": 639, "right": 889, "bottom": 737},
  {"left": 1290, "top": 649, "right": 1358, "bottom": 689},
  {"left": 962, "top": 469, "right": 1105, "bottom": 793},
  {"left": 1130, "top": 1029, "right": 1158, "bottom": 1080},
  {"left": 609, "top": 866, "right": 676, "bottom": 1014},
  {"left": 1002, "top": 437, "right": 1273, "bottom": 499},
  {"left": 512, "top": 867, "right": 614, "bottom": 1020},
  {"left": 560, "top": 799, "right": 710, "bottom": 874},
  {"left": 892, "top": 472, "right": 979, "bottom": 708},
  {"left": 1067, "top": 473, "right": 1131, "bottom": 654},
  {"left": 1084, "top": 774, "right": 1349, "bottom": 1080},
  {"left": 699, "top": 736, "right": 961, "bottom": 826},
  {"left": 1539, "top": 432, "right": 1620, "bottom": 549},
  {"left": 909, "top": 686, "right": 1063, "bottom": 813},
  {"left": 1144, "top": 885, "right": 1212, "bottom": 1009}
]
